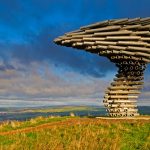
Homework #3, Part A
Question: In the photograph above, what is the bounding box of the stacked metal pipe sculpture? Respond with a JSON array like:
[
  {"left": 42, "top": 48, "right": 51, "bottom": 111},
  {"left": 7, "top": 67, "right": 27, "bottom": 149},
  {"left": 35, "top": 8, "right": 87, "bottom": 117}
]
[{"left": 54, "top": 18, "right": 150, "bottom": 117}]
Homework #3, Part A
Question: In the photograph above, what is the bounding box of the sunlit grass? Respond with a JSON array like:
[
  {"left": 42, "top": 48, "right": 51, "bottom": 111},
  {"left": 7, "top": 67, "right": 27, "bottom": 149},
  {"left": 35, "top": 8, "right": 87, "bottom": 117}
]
[
  {"left": 0, "top": 116, "right": 72, "bottom": 132},
  {"left": 0, "top": 116, "right": 150, "bottom": 150}
]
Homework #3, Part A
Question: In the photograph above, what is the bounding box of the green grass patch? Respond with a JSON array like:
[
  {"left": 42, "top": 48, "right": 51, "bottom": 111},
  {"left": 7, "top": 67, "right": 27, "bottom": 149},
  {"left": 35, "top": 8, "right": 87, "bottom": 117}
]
[
  {"left": 0, "top": 117, "right": 150, "bottom": 150},
  {"left": 0, "top": 116, "right": 74, "bottom": 132},
  {"left": 22, "top": 106, "right": 99, "bottom": 113}
]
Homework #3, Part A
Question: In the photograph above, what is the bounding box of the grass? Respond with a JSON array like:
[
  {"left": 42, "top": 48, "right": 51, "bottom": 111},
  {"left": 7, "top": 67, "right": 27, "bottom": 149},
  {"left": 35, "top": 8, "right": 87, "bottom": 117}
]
[
  {"left": 0, "top": 116, "right": 71, "bottom": 132},
  {"left": 0, "top": 116, "right": 150, "bottom": 150},
  {"left": 20, "top": 106, "right": 101, "bottom": 113}
]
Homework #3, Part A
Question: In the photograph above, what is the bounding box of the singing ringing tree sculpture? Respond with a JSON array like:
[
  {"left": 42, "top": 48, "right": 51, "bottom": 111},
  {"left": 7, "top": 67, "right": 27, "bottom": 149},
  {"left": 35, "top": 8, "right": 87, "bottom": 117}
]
[{"left": 54, "top": 18, "right": 150, "bottom": 117}]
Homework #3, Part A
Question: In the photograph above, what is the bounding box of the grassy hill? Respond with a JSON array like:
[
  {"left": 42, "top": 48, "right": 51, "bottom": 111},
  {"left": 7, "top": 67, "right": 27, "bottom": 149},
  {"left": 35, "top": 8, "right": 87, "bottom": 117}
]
[
  {"left": 0, "top": 105, "right": 103, "bottom": 113},
  {"left": 0, "top": 116, "right": 150, "bottom": 150}
]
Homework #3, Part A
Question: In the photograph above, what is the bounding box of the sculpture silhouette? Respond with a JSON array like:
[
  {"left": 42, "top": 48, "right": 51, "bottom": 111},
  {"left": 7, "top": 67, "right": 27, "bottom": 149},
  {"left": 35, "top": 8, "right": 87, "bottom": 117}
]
[{"left": 54, "top": 18, "right": 150, "bottom": 117}]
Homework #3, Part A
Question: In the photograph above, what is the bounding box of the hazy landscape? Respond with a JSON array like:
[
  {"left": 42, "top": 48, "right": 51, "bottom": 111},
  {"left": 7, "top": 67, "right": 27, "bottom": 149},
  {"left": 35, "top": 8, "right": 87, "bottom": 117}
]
[{"left": 0, "top": 105, "right": 150, "bottom": 121}]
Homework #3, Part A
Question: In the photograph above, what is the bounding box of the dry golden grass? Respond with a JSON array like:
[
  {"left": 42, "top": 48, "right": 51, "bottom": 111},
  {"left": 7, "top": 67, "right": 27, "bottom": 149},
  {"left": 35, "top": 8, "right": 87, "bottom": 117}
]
[{"left": 0, "top": 117, "right": 150, "bottom": 150}]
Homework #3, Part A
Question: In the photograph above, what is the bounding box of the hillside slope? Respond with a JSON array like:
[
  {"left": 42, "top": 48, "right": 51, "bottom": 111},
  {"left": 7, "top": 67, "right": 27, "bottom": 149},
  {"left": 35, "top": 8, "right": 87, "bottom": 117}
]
[{"left": 0, "top": 116, "right": 150, "bottom": 150}]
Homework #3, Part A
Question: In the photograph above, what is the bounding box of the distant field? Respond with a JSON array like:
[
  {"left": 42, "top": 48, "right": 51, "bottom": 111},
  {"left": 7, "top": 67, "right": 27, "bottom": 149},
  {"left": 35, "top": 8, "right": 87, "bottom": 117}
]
[
  {"left": 20, "top": 106, "right": 100, "bottom": 113},
  {"left": 0, "top": 106, "right": 106, "bottom": 121},
  {"left": 0, "top": 106, "right": 150, "bottom": 122},
  {"left": 0, "top": 116, "right": 150, "bottom": 150},
  {"left": 1, "top": 106, "right": 150, "bottom": 114},
  {"left": 0, "top": 105, "right": 102, "bottom": 113}
]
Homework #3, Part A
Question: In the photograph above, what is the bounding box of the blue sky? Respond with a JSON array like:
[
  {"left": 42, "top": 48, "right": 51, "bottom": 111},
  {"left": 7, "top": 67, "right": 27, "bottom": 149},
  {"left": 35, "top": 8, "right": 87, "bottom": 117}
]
[{"left": 0, "top": 0, "right": 150, "bottom": 107}]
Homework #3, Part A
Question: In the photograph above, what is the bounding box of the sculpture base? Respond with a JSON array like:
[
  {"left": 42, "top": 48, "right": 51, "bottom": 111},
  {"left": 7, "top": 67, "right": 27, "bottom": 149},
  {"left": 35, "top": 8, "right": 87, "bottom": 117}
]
[{"left": 103, "top": 60, "right": 146, "bottom": 117}]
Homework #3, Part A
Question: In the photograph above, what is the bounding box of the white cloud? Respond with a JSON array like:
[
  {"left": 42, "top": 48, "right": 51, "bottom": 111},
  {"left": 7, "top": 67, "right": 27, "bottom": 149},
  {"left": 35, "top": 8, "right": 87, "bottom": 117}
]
[
  {"left": 0, "top": 60, "right": 110, "bottom": 107},
  {"left": 0, "top": 60, "right": 149, "bottom": 107}
]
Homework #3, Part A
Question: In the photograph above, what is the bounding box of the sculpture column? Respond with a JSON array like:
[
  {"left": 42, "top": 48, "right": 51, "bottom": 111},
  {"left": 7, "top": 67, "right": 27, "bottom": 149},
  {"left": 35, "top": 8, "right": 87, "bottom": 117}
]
[{"left": 103, "top": 60, "right": 146, "bottom": 117}]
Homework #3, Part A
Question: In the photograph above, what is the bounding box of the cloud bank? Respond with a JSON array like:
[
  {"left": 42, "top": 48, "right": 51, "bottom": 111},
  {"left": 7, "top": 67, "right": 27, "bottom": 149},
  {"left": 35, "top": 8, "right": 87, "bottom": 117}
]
[{"left": 0, "top": 0, "right": 150, "bottom": 106}]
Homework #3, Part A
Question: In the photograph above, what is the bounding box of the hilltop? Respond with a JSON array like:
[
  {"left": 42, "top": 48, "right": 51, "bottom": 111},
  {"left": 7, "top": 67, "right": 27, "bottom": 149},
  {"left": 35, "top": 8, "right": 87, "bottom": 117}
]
[{"left": 0, "top": 116, "right": 150, "bottom": 150}]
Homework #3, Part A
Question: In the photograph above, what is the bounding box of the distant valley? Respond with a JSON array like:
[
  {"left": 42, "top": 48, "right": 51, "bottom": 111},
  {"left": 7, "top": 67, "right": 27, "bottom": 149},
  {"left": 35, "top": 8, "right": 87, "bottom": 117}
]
[{"left": 0, "top": 105, "right": 150, "bottom": 121}]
